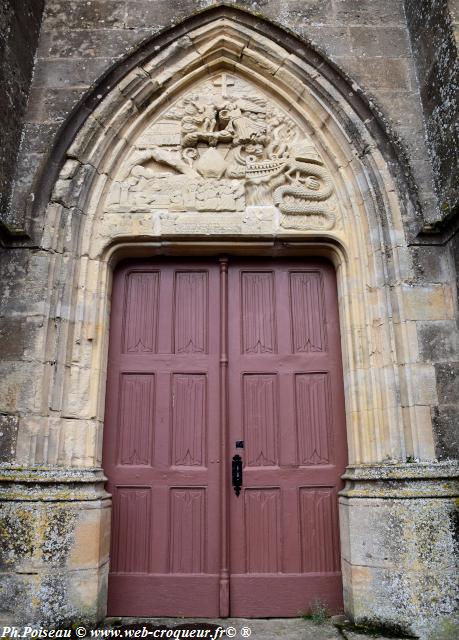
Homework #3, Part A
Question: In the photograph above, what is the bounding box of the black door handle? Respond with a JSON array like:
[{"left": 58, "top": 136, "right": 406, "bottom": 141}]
[{"left": 232, "top": 454, "right": 243, "bottom": 496}]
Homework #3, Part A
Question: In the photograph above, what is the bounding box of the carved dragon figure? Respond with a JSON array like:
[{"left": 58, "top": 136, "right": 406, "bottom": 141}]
[{"left": 272, "top": 146, "right": 335, "bottom": 228}]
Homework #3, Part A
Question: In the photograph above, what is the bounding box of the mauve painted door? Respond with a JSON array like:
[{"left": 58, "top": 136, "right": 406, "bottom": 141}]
[
  {"left": 104, "top": 259, "right": 221, "bottom": 617},
  {"left": 104, "top": 257, "right": 347, "bottom": 617},
  {"left": 227, "top": 259, "right": 347, "bottom": 617}
]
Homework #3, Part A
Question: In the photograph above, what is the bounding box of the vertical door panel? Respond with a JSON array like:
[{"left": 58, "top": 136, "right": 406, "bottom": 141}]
[
  {"left": 110, "top": 486, "right": 152, "bottom": 573},
  {"left": 122, "top": 271, "right": 160, "bottom": 353},
  {"left": 295, "top": 373, "right": 331, "bottom": 465},
  {"left": 243, "top": 374, "right": 279, "bottom": 467},
  {"left": 174, "top": 271, "right": 209, "bottom": 354},
  {"left": 170, "top": 488, "right": 207, "bottom": 573},
  {"left": 171, "top": 374, "right": 207, "bottom": 467},
  {"left": 240, "top": 271, "right": 277, "bottom": 354},
  {"left": 117, "top": 373, "right": 155, "bottom": 466},
  {"left": 228, "top": 259, "right": 347, "bottom": 617},
  {"left": 104, "top": 259, "right": 221, "bottom": 617},
  {"left": 244, "top": 489, "right": 281, "bottom": 573}
]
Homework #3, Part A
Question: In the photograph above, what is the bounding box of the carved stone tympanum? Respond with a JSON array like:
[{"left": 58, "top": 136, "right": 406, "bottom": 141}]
[{"left": 107, "top": 74, "right": 335, "bottom": 229}]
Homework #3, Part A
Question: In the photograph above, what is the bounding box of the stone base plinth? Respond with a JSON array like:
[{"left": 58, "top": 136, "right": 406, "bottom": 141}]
[
  {"left": 339, "top": 462, "right": 459, "bottom": 639},
  {"left": 0, "top": 468, "right": 111, "bottom": 626}
]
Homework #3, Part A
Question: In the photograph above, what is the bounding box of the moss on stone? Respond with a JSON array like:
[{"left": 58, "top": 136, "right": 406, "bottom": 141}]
[
  {"left": 0, "top": 506, "right": 35, "bottom": 567},
  {"left": 42, "top": 508, "right": 77, "bottom": 565}
]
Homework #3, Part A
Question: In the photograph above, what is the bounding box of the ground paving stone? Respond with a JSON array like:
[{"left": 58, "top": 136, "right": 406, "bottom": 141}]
[
  {"left": 340, "top": 632, "right": 405, "bottom": 640},
  {"left": 105, "top": 618, "right": 406, "bottom": 640}
]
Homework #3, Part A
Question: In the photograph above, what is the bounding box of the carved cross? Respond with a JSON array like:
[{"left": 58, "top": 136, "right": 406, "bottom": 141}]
[{"left": 213, "top": 73, "right": 235, "bottom": 98}]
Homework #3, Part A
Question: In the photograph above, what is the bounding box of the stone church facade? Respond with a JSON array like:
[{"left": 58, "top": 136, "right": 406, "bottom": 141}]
[{"left": 0, "top": 1, "right": 458, "bottom": 637}]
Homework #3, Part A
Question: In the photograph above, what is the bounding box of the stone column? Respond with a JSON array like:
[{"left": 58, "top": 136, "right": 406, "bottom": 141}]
[
  {"left": 0, "top": 468, "right": 111, "bottom": 626},
  {"left": 339, "top": 462, "right": 459, "bottom": 637}
]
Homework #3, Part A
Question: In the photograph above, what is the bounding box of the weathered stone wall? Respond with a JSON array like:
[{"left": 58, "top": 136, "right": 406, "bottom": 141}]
[
  {"left": 431, "top": 230, "right": 459, "bottom": 460},
  {"left": 0, "top": 469, "right": 110, "bottom": 626},
  {"left": 0, "top": 0, "right": 45, "bottom": 235},
  {"left": 404, "top": 0, "right": 459, "bottom": 461},
  {"left": 340, "top": 463, "right": 459, "bottom": 637},
  {"left": 405, "top": 0, "right": 459, "bottom": 225}
]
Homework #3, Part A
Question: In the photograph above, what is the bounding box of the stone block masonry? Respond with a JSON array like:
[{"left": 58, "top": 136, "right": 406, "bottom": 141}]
[
  {"left": 405, "top": 0, "right": 459, "bottom": 225},
  {"left": 0, "top": 0, "right": 45, "bottom": 231}
]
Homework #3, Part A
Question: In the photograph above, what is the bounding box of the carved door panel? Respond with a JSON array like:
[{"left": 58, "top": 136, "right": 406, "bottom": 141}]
[
  {"left": 104, "top": 259, "right": 221, "bottom": 616},
  {"left": 228, "top": 259, "right": 347, "bottom": 616}
]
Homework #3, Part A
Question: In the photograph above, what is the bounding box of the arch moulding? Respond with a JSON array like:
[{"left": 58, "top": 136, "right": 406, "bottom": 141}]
[
  {"left": 28, "top": 14, "right": 434, "bottom": 467},
  {"left": 3, "top": 10, "right": 458, "bottom": 635}
]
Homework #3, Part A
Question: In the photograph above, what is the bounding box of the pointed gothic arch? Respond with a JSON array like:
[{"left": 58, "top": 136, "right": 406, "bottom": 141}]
[{"left": 23, "top": 8, "right": 433, "bottom": 466}]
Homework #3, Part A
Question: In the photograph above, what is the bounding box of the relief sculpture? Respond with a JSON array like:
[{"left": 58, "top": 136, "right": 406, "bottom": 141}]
[{"left": 107, "top": 74, "right": 336, "bottom": 230}]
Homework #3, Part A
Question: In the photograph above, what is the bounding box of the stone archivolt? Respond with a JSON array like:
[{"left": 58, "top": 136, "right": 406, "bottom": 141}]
[{"left": 107, "top": 75, "right": 336, "bottom": 230}]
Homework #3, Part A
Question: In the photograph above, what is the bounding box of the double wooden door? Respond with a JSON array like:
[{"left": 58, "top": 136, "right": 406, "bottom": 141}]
[{"left": 103, "top": 257, "right": 347, "bottom": 617}]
